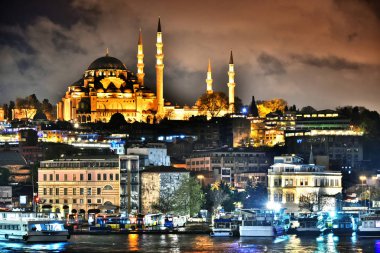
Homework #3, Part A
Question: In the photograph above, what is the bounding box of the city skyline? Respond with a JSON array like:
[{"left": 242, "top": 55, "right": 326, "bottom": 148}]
[{"left": 0, "top": 0, "right": 379, "bottom": 112}]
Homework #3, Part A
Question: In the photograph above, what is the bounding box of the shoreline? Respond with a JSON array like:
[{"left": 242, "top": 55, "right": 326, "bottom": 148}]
[{"left": 71, "top": 229, "right": 211, "bottom": 235}]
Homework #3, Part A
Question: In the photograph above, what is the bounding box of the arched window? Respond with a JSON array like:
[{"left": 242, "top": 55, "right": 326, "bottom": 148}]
[{"left": 103, "top": 185, "right": 113, "bottom": 190}]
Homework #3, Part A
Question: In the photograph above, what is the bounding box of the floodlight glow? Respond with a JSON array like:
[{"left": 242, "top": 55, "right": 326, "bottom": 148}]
[{"left": 266, "top": 201, "right": 281, "bottom": 212}]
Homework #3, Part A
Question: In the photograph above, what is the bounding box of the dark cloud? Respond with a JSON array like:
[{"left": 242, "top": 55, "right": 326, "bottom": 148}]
[
  {"left": 291, "top": 54, "right": 362, "bottom": 70},
  {"left": 347, "top": 32, "right": 358, "bottom": 42},
  {"left": 257, "top": 53, "right": 286, "bottom": 75},
  {"left": 0, "top": 0, "right": 379, "bottom": 112}
]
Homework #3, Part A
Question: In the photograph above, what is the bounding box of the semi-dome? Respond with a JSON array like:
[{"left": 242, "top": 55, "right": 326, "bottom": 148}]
[{"left": 88, "top": 55, "right": 127, "bottom": 70}]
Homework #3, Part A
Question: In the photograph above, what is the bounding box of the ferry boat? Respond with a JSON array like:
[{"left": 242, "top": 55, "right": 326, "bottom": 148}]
[
  {"left": 295, "top": 214, "right": 326, "bottom": 236},
  {"left": 0, "top": 212, "right": 70, "bottom": 242},
  {"left": 239, "top": 209, "right": 289, "bottom": 237},
  {"left": 357, "top": 210, "right": 380, "bottom": 237},
  {"left": 210, "top": 218, "right": 239, "bottom": 237},
  {"left": 331, "top": 213, "right": 356, "bottom": 236}
]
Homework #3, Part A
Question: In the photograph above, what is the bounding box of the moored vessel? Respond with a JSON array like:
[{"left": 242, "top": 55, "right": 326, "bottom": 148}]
[
  {"left": 210, "top": 218, "right": 239, "bottom": 237},
  {"left": 357, "top": 210, "right": 380, "bottom": 237},
  {"left": 331, "top": 213, "right": 356, "bottom": 236},
  {"left": 239, "top": 208, "right": 288, "bottom": 237},
  {"left": 0, "top": 212, "right": 70, "bottom": 243},
  {"left": 295, "top": 214, "right": 326, "bottom": 236}
]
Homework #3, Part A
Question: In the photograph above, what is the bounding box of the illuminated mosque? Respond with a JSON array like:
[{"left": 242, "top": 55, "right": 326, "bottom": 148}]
[{"left": 57, "top": 18, "right": 237, "bottom": 123}]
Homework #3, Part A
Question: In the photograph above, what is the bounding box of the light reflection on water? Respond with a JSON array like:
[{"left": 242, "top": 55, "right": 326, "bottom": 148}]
[
  {"left": 0, "top": 241, "right": 67, "bottom": 252},
  {"left": 0, "top": 234, "right": 378, "bottom": 252}
]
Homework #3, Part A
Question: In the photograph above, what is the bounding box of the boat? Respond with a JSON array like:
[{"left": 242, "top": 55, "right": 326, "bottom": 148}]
[
  {"left": 210, "top": 218, "right": 239, "bottom": 237},
  {"left": 357, "top": 210, "right": 380, "bottom": 237},
  {"left": 239, "top": 209, "right": 288, "bottom": 237},
  {"left": 295, "top": 214, "right": 326, "bottom": 236},
  {"left": 0, "top": 212, "right": 70, "bottom": 242},
  {"left": 331, "top": 213, "right": 356, "bottom": 236}
]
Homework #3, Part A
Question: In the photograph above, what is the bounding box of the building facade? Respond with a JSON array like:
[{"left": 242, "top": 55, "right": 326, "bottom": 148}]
[
  {"left": 267, "top": 155, "right": 342, "bottom": 213},
  {"left": 186, "top": 149, "right": 269, "bottom": 186},
  {"left": 38, "top": 158, "right": 120, "bottom": 215},
  {"left": 119, "top": 155, "right": 140, "bottom": 214},
  {"left": 127, "top": 143, "right": 170, "bottom": 166},
  {"left": 140, "top": 167, "right": 189, "bottom": 214}
]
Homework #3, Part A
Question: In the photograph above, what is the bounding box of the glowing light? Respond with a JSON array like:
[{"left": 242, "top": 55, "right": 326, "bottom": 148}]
[{"left": 266, "top": 201, "right": 281, "bottom": 212}]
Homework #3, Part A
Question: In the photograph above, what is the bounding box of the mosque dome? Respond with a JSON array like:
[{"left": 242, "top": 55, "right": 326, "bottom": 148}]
[{"left": 88, "top": 55, "right": 127, "bottom": 70}]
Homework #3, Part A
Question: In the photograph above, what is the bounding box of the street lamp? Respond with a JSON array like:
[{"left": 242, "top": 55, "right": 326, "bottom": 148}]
[
  {"left": 368, "top": 176, "right": 377, "bottom": 210},
  {"left": 197, "top": 175, "right": 205, "bottom": 187},
  {"left": 359, "top": 176, "right": 366, "bottom": 207}
]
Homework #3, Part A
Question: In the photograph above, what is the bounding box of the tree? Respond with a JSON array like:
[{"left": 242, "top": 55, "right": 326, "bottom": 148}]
[
  {"left": 15, "top": 94, "right": 40, "bottom": 120},
  {"left": 0, "top": 168, "right": 10, "bottom": 185},
  {"left": 298, "top": 193, "right": 317, "bottom": 212},
  {"left": 2, "top": 104, "right": 8, "bottom": 120},
  {"left": 8, "top": 101, "right": 15, "bottom": 120},
  {"left": 172, "top": 177, "right": 205, "bottom": 216},
  {"left": 197, "top": 92, "right": 229, "bottom": 117},
  {"left": 210, "top": 189, "right": 229, "bottom": 215},
  {"left": 209, "top": 181, "right": 234, "bottom": 214},
  {"left": 257, "top": 98, "right": 287, "bottom": 118},
  {"left": 298, "top": 192, "right": 335, "bottom": 212},
  {"left": 234, "top": 96, "right": 243, "bottom": 114},
  {"left": 108, "top": 113, "right": 127, "bottom": 130},
  {"left": 243, "top": 180, "right": 268, "bottom": 209},
  {"left": 152, "top": 188, "right": 175, "bottom": 214},
  {"left": 300, "top": 106, "right": 317, "bottom": 113},
  {"left": 41, "top": 99, "right": 53, "bottom": 120}
]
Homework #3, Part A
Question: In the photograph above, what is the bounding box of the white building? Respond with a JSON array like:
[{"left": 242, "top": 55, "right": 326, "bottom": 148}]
[
  {"left": 267, "top": 155, "right": 342, "bottom": 214},
  {"left": 127, "top": 143, "right": 170, "bottom": 166}
]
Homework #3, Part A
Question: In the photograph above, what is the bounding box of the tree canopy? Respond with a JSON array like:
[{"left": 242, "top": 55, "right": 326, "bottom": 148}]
[
  {"left": 242, "top": 180, "right": 267, "bottom": 209},
  {"left": 152, "top": 176, "right": 204, "bottom": 216},
  {"left": 172, "top": 177, "right": 204, "bottom": 216},
  {"left": 257, "top": 98, "right": 287, "bottom": 118},
  {"left": 197, "top": 92, "right": 229, "bottom": 117}
]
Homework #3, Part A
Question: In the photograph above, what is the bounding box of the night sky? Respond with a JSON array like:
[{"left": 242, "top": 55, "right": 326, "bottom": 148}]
[{"left": 0, "top": 0, "right": 379, "bottom": 112}]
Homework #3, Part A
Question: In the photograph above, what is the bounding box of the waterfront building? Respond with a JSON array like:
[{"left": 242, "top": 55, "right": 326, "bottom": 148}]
[
  {"left": 140, "top": 167, "right": 189, "bottom": 214},
  {"left": 119, "top": 155, "right": 140, "bottom": 214},
  {"left": 233, "top": 172, "right": 267, "bottom": 189},
  {"left": 267, "top": 155, "right": 342, "bottom": 214},
  {"left": 0, "top": 151, "right": 32, "bottom": 209},
  {"left": 0, "top": 151, "right": 31, "bottom": 184},
  {"left": 127, "top": 143, "right": 170, "bottom": 166},
  {"left": 18, "top": 129, "right": 43, "bottom": 165},
  {"left": 186, "top": 149, "right": 269, "bottom": 186},
  {"left": 0, "top": 186, "right": 12, "bottom": 209},
  {"left": 38, "top": 158, "right": 120, "bottom": 215},
  {"left": 57, "top": 18, "right": 236, "bottom": 123},
  {"left": 250, "top": 112, "right": 295, "bottom": 147},
  {"left": 286, "top": 110, "right": 364, "bottom": 169}
]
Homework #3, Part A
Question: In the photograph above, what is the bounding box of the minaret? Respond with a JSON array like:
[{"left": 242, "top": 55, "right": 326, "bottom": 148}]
[
  {"left": 206, "top": 59, "right": 213, "bottom": 94},
  {"left": 227, "top": 50, "right": 236, "bottom": 113},
  {"left": 156, "top": 17, "right": 164, "bottom": 115},
  {"left": 137, "top": 28, "right": 145, "bottom": 86}
]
